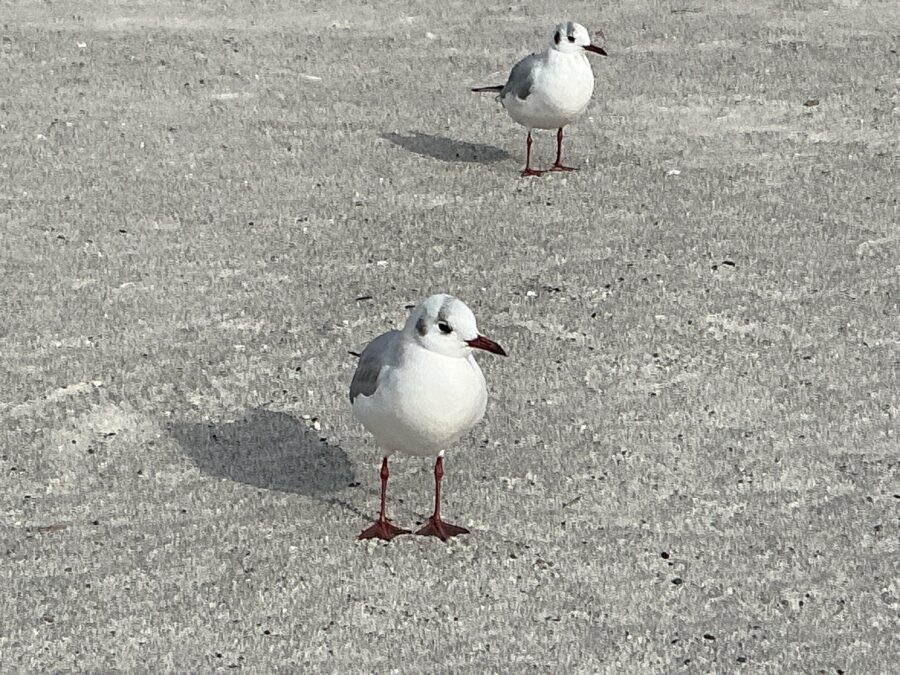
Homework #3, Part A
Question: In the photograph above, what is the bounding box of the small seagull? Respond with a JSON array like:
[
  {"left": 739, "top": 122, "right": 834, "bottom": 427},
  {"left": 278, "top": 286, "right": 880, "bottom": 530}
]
[
  {"left": 350, "top": 294, "right": 507, "bottom": 542},
  {"left": 472, "top": 21, "right": 607, "bottom": 177}
]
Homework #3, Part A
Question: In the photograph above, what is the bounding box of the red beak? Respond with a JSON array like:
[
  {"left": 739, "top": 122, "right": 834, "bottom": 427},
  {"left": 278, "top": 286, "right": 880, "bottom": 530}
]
[
  {"left": 466, "top": 335, "right": 507, "bottom": 356},
  {"left": 585, "top": 44, "right": 608, "bottom": 56}
]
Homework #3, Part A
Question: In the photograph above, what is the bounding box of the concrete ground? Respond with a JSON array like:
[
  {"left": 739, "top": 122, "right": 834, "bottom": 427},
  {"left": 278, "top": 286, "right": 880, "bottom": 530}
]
[{"left": 1, "top": 0, "right": 898, "bottom": 671}]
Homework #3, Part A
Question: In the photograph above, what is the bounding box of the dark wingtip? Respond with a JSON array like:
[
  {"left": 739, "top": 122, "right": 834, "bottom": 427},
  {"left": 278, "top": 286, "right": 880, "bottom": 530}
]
[{"left": 471, "top": 85, "right": 504, "bottom": 93}]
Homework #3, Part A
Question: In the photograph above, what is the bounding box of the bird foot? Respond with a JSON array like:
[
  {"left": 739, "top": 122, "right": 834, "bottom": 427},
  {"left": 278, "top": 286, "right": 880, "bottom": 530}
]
[
  {"left": 415, "top": 516, "right": 470, "bottom": 541},
  {"left": 549, "top": 163, "right": 578, "bottom": 172},
  {"left": 358, "top": 518, "right": 411, "bottom": 541},
  {"left": 520, "top": 167, "right": 545, "bottom": 178}
]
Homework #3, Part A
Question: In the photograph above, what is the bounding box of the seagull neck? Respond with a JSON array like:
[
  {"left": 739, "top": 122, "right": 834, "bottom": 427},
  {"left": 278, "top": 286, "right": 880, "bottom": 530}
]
[{"left": 548, "top": 47, "right": 588, "bottom": 65}]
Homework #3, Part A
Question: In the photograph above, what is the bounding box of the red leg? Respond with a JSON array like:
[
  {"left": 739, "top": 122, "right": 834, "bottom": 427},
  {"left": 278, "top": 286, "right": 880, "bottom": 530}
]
[
  {"left": 416, "top": 456, "right": 470, "bottom": 541},
  {"left": 520, "top": 131, "right": 544, "bottom": 177},
  {"left": 358, "top": 457, "right": 410, "bottom": 541},
  {"left": 550, "top": 127, "right": 578, "bottom": 172}
]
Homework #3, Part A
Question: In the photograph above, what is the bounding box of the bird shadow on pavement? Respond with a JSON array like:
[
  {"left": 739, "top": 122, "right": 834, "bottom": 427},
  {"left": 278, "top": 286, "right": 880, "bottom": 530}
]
[
  {"left": 383, "top": 131, "right": 510, "bottom": 163},
  {"left": 171, "top": 409, "right": 361, "bottom": 514}
]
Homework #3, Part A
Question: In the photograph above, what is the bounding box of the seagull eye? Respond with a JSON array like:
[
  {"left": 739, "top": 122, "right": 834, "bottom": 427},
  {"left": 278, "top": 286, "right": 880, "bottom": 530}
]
[
  {"left": 437, "top": 321, "right": 452, "bottom": 334},
  {"left": 568, "top": 35, "right": 575, "bottom": 43}
]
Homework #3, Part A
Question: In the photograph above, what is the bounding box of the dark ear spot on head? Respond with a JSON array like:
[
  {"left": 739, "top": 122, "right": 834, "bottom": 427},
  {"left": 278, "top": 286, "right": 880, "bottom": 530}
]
[
  {"left": 554, "top": 31, "right": 560, "bottom": 45},
  {"left": 415, "top": 315, "right": 428, "bottom": 337},
  {"left": 437, "top": 302, "right": 453, "bottom": 325}
]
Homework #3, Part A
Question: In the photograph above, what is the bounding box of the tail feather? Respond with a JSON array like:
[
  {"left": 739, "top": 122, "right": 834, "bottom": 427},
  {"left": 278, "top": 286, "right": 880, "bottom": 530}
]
[{"left": 471, "top": 85, "right": 503, "bottom": 93}]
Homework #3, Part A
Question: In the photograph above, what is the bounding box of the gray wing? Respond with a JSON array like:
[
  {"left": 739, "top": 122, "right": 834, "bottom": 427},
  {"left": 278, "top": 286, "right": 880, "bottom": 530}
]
[
  {"left": 349, "top": 330, "right": 399, "bottom": 403},
  {"left": 501, "top": 53, "right": 540, "bottom": 101}
]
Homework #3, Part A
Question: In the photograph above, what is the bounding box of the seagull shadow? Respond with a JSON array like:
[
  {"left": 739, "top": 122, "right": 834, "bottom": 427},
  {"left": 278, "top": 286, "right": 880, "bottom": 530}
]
[
  {"left": 171, "top": 409, "right": 356, "bottom": 504},
  {"left": 383, "top": 131, "right": 510, "bottom": 164}
]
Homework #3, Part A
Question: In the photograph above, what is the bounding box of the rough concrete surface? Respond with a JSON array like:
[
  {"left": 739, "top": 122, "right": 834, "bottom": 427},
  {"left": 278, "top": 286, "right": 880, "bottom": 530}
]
[{"left": 1, "top": 0, "right": 898, "bottom": 672}]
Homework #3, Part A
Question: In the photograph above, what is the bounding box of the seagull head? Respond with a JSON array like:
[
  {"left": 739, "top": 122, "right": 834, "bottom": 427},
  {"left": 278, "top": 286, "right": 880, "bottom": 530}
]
[
  {"left": 404, "top": 294, "right": 507, "bottom": 359},
  {"left": 551, "top": 21, "right": 607, "bottom": 56}
]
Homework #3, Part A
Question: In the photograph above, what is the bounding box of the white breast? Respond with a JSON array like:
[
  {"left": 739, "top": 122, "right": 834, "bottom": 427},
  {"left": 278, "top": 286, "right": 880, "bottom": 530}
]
[
  {"left": 503, "top": 51, "right": 595, "bottom": 130},
  {"left": 352, "top": 344, "right": 488, "bottom": 457}
]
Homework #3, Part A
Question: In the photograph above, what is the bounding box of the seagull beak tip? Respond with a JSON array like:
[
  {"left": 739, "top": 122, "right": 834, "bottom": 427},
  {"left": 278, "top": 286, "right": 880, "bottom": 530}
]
[{"left": 467, "top": 335, "right": 508, "bottom": 357}]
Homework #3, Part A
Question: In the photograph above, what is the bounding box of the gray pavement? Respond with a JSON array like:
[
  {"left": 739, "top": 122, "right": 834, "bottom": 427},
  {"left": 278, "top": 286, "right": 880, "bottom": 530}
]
[{"left": 2, "top": 0, "right": 898, "bottom": 671}]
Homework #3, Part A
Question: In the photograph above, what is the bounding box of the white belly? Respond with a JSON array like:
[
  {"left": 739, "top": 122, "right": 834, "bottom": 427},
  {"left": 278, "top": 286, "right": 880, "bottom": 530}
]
[
  {"left": 352, "top": 350, "right": 488, "bottom": 457},
  {"left": 503, "top": 53, "right": 595, "bottom": 130}
]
